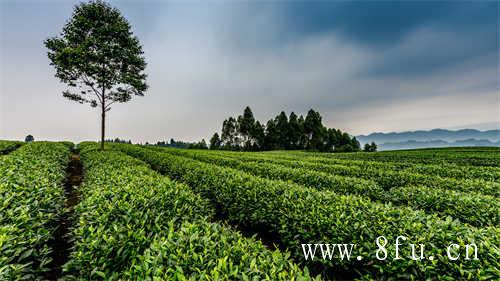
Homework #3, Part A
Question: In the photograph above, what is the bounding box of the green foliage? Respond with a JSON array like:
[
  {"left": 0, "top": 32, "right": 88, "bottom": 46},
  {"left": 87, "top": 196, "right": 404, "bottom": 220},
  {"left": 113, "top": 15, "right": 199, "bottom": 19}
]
[
  {"left": 287, "top": 112, "right": 302, "bottom": 149},
  {"left": 115, "top": 143, "right": 500, "bottom": 280},
  {"left": 237, "top": 106, "right": 257, "bottom": 149},
  {"left": 0, "top": 142, "right": 70, "bottom": 280},
  {"left": 188, "top": 139, "right": 208, "bottom": 149},
  {"left": 105, "top": 138, "right": 132, "bottom": 144},
  {"left": 151, "top": 147, "right": 499, "bottom": 227},
  {"left": 156, "top": 138, "right": 207, "bottom": 149},
  {"left": 152, "top": 147, "right": 384, "bottom": 199},
  {"left": 221, "top": 117, "right": 240, "bottom": 150},
  {"left": 24, "top": 135, "right": 34, "bottom": 143},
  {"left": 252, "top": 151, "right": 500, "bottom": 196},
  {"left": 364, "top": 142, "right": 377, "bottom": 152},
  {"left": 65, "top": 144, "right": 213, "bottom": 278},
  {"left": 44, "top": 0, "right": 147, "bottom": 107},
  {"left": 264, "top": 118, "right": 280, "bottom": 150},
  {"left": 303, "top": 109, "right": 325, "bottom": 150},
  {"left": 2, "top": 141, "right": 496, "bottom": 279},
  {"left": 386, "top": 185, "right": 499, "bottom": 227},
  {"left": 265, "top": 150, "right": 500, "bottom": 182},
  {"left": 0, "top": 141, "right": 23, "bottom": 155},
  {"left": 213, "top": 107, "right": 360, "bottom": 152},
  {"left": 58, "top": 141, "right": 75, "bottom": 150},
  {"left": 65, "top": 143, "right": 313, "bottom": 280},
  {"left": 122, "top": 221, "right": 315, "bottom": 280},
  {"left": 209, "top": 132, "right": 222, "bottom": 149},
  {"left": 44, "top": 0, "right": 148, "bottom": 150},
  {"left": 319, "top": 147, "right": 500, "bottom": 167},
  {"left": 275, "top": 111, "right": 290, "bottom": 149}
]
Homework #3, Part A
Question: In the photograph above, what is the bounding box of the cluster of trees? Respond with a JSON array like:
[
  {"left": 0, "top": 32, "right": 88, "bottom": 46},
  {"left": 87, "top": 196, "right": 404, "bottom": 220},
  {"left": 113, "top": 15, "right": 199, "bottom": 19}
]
[
  {"left": 209, "top": 107, "right": 361, "bottom": 152},
  {"left": 106, "top": 138, "right": 132, "bottom": 144},
  {"left": 156, "top": 138, "right": 208, "bottom": 150},
  {"left": 363, "top": 142, "right": 378, "bottom": 152}
]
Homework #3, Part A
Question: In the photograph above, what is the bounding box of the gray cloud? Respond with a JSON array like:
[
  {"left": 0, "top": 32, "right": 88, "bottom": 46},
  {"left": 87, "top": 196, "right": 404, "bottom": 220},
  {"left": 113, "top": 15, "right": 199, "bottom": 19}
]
[{"left": 1, "top": 1, "right": 498, "bottom": 143}]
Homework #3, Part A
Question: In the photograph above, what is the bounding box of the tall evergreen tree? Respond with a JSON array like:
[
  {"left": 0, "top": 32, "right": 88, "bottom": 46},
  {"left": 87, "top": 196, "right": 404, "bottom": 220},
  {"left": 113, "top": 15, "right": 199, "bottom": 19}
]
[
  {"left": 351, "top": 137, "right": 361, "bottom": 151},
  {"left": 221, "top": 117, "right": 238, "bottom": 149},
  {"left": 275, "top": 111, "right": 289, "bottom": 149},
  {"left": 326, "top": 128, "right": 339, "bottom": 152},
  {"left": 334, "top": 132, "right": 360, "bottom": 152},
  {"left": 304, "top": 109, "right": 326, "bottom": 150},
  {"left": 238, "top": 106, "right": 256, "bottom": 149},
  {"left": 212, "top": 107, "right": 359, "bottom": 153},
  {"left": 251, "top": 120, "right": 265, "bottom": 151},
  {"left": 199, "top": 139, "right": 208, "bottom": 149},
  {"left": 264, "top": 119, "right": 279, "bottom": 150},
  {"left": 298, "top": 115, "right": 308, "bottom": 149},
  {"left": 287, "top": 112, "right": 301, "bottom": 149},
  {"left": 209, "top": 133, "right": 222, "bottom": 149}
]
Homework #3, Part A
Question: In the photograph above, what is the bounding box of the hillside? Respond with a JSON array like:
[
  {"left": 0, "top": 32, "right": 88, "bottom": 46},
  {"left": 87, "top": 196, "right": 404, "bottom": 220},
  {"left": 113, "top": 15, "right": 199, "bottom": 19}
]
[{"left": 357, "top": 129, "right": 500, "bottom": 150}]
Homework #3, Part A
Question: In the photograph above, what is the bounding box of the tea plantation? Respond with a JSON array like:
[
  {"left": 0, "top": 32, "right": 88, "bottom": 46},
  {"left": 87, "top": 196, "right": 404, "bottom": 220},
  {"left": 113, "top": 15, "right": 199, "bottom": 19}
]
[{"left": 0, "top": 141, "right": 498, "bottom": 280}]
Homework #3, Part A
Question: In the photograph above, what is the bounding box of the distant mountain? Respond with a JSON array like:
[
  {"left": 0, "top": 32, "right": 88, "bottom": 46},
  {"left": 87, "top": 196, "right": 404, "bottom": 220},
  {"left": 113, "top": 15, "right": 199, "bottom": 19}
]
[
  {"left": 377, "top": 139, "right": 500, "bottom": 151},
  {"left": 357, "top": 129, "right": 500, "bottom": 151},
  {"left": 358, "top": 129, "right": 500, "bottom": 144},
  {"left": 447, "top": 121, "right": 500, "bottom": 131}
]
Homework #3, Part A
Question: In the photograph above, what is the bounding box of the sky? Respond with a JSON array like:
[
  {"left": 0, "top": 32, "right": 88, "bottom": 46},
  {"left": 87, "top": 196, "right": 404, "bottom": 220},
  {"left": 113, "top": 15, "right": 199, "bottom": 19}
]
[{"left": 0, "top": 0, "right": 499, "bottom": 143}]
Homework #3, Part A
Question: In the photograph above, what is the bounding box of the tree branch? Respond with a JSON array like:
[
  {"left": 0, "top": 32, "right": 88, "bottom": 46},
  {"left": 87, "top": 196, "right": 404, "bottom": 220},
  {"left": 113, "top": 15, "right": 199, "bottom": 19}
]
[
  {"left": 105, "top": 100, "right": 117, "bottom": 111},
  {"left": 82, "top": 75, "right": 103, "bottom": 104}
]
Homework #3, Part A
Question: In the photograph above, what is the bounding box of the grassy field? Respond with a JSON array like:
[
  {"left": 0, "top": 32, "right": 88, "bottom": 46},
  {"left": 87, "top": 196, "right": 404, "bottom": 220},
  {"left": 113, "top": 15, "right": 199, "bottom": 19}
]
[{"left": 1, "top": 141, "right": 498, "bottom": 280}]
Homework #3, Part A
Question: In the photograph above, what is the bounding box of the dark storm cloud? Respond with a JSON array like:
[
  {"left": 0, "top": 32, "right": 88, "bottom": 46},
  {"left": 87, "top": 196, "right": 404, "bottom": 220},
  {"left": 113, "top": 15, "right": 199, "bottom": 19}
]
[
  {"left": 226, "top": 1, "right": 498, "bottom": 77},
  {"left": 279, "top": 2, "right": 453, "bottom": 43},
  {"left": 273, "top": 2, "right": 496, "bottom": 45}
]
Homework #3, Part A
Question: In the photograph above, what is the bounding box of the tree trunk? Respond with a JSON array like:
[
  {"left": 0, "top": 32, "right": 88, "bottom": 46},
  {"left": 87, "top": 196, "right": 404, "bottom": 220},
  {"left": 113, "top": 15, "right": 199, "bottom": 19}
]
[
  {"left": 100, "top": 83, "right": 106, "bottom": 151},
  {"left": 101, "top": 102, "right": 105, "bottom": 151}
]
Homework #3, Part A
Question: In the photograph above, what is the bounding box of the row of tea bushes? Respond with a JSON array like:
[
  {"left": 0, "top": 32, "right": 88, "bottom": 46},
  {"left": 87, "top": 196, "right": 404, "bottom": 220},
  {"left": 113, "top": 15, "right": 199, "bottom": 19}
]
[
  {"left": 66, "top": 143, "right": 315, "bottom": 280},
  {"left": 275, "top": 153, "right": 500, "bottom": 182},
  {"left": 117, "top": 144, "right": 499, "bottom": 280},
  {"left": 148, "top": 147, "right": 384, "bottom": 198},
  {"left": 183, "top": 147, "right": 500, "bottom": 182},
  {"left": 289, "top": 148, "right": 500, "bottom": 167},
  {"left": 384, "top": 185, "right": 499, "bottom": 227},
  {"left": 0, "top": 140, "right": 23, "bottom": 155},
  {"left": 0, "top": 142, "right": 70, "bottom": 280},
  {"left": 185, "top": 148, "right": 500, "bottom": 197},
  {"left": 152, "top": 147, "right": 498, "bottom": 227}
]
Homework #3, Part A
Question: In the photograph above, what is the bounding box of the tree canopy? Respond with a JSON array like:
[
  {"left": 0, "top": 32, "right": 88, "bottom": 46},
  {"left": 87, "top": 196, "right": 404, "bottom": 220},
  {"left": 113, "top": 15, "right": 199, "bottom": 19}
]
[
  {"left": 156, "top": 139, "right": 208, "bottom": 149},
  {"left": 45, "top": 0, "right": 147, "bottom": 150},
  {"left": 210, "top": 107, "right": 361, "bottom": 152},
  {"left": 364, "top": 142, "right": 378, "bottom": 152}
]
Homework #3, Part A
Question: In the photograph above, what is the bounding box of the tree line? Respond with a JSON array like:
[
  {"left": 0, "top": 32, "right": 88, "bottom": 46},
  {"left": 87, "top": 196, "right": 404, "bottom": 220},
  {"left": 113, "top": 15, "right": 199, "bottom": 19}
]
[
  {"left": 106, "top": 138, "right": 132, "bottom": 144},
  {"left": 156, "top": 138, "right": 208, "bottom": 149},
  {"left": 209, "top": 107, "right": 362, "bottom": 152}
]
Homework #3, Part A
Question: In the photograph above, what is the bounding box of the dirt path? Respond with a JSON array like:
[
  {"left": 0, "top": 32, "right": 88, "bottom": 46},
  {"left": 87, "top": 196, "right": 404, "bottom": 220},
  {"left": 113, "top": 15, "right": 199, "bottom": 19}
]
[{"left": 45, "top": 152, "right": 82, "bottom": 280}]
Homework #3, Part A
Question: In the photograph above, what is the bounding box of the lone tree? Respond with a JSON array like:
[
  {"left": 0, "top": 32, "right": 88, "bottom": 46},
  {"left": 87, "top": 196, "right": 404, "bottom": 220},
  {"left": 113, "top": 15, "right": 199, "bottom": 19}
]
[{"left": 45, "top": 0, "right": 147, "bottom": 150}]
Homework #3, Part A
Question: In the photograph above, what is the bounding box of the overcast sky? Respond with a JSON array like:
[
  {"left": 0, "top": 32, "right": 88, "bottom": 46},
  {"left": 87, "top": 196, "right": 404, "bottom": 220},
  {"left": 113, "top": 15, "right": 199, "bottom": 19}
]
[{"left": 1, "top": 0, "right": 499, "bottom": 143}]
